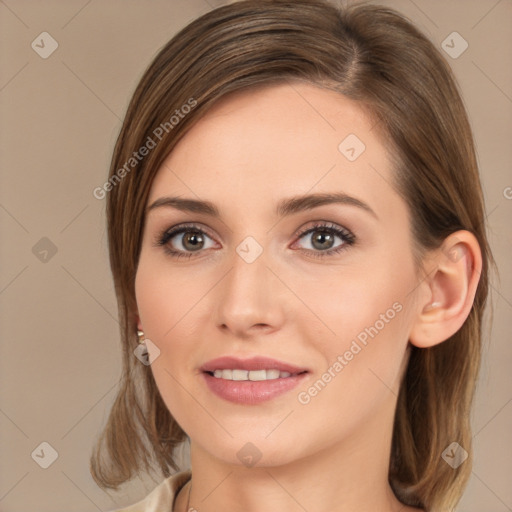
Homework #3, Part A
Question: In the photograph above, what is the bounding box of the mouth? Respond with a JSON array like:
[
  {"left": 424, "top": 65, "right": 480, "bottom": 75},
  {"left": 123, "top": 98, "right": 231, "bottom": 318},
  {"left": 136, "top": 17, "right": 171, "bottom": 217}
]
[{"left": 200, "top": 356, "right": 309, "bottom": 405}]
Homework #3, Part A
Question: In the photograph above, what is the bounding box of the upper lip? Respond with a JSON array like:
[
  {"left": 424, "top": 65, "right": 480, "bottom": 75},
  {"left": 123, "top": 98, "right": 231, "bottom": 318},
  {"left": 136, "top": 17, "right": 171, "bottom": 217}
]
[{"left": 200, "top": 356, "right": 309, "bottom": 374}]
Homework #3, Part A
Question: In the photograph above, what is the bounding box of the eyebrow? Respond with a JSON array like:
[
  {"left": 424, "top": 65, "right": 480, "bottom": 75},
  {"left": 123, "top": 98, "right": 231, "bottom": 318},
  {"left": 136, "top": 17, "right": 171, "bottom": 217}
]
[{"left": 147, "top": 192, "right": 377, "bottom": 219}]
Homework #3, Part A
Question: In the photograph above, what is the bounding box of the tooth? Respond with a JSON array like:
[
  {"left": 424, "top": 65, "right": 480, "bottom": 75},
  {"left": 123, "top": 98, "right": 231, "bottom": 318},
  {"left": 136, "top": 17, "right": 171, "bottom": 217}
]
[
  {"left": 248, "top": 370, "right": 267, "bottom": 381},
  {"left": 232, "top": 369, "right": 248, "bottom": 380},
  {"left": 210, "top": 369, "right": 297, "bottom": 380}
]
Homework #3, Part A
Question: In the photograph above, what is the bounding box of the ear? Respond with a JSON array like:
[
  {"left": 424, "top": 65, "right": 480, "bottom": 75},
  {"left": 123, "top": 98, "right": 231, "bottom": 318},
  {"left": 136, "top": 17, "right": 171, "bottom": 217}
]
[{"left": 409, "top": 230, "right": 482, "bottom": 348}]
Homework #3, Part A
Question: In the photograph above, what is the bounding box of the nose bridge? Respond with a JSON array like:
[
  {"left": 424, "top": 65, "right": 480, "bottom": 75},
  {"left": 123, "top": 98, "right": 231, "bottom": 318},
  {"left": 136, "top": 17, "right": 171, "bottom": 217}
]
[{"left": 214, "top": 242, "right": 284, "bottom": 335}]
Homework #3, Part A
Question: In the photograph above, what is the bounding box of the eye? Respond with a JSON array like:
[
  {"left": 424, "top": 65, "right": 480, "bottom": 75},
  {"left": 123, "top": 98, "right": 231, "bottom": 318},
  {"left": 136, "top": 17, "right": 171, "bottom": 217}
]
[
  {"left": 155, "top": 223, "right": 217, "bottom": 259},
  {"left": 154, "top": 221, "right": 355, "bottom": 260},
  {"left": 292, "top": 222, "right": 355, "bottom": 258}
]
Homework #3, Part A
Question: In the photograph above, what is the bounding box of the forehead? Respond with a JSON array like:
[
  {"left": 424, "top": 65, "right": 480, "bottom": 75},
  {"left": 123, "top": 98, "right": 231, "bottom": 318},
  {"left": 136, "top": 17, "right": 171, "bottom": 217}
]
[{"left": 148, "top": 82, "right": 399, "bottom": 221}]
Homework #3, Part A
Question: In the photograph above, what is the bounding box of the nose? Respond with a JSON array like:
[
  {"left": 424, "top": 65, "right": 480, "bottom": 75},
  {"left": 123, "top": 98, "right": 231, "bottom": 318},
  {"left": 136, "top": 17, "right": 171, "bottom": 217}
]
[{"left": 213, "top": 246, "right": 287, "bottom": 339}]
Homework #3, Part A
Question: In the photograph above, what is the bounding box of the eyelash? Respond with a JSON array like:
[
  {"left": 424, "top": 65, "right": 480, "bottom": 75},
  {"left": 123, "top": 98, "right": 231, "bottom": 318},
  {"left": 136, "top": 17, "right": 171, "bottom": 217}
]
[{"left": 154, "top": 221, "right": 356, "bottom": 260}]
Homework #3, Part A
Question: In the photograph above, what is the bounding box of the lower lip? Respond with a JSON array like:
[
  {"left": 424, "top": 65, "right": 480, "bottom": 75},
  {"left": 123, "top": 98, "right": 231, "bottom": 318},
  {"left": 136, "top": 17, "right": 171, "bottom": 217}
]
[{"left": 202, "top": 372, "right": 308, "bottom": 405}]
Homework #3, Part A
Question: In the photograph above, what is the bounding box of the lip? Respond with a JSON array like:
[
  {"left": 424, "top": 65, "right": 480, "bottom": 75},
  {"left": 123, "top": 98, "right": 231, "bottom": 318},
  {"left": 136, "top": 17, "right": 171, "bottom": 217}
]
[
  {"left": 200, "top": 356, "right": 309, "bottom": 405},
  {"left": 200, "top": 356, "right": 308, "bottom": 374}
]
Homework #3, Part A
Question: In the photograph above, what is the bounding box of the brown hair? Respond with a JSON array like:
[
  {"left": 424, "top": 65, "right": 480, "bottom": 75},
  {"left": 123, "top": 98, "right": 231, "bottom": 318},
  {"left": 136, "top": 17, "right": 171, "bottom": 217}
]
[{"left": 90, "top": 1, "right": 492, "bottom": 510}]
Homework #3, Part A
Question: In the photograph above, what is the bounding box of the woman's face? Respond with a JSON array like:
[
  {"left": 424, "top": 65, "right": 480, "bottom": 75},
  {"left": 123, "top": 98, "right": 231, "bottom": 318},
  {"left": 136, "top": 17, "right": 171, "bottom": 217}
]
[{"left": 135, "top": 82, "right": 422, "bottom": 467}]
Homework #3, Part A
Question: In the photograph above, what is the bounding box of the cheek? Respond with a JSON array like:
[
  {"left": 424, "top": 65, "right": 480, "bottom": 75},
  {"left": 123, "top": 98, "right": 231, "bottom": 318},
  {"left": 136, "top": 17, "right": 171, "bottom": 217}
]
[
  {"left": 134, "top": 254, "right": 216, "bottom": 407},
  {"left": 301, "top": 261, "right": 413, "bottom": 350},
  {"left": 134, "top": 257, "right": 198, "bottom": 422},
  {"left": 297, "top": 255, "right": 415, "bottom": 405},
  {"left": 135, "top": 252, "right": 213, "bottom": 343}
]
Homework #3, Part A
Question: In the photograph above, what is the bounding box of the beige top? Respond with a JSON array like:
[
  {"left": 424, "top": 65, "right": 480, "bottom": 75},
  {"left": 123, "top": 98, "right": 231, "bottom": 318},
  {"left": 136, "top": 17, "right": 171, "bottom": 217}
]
[{"left": 109, "top": 470, "right": 192, "bottom": 512}]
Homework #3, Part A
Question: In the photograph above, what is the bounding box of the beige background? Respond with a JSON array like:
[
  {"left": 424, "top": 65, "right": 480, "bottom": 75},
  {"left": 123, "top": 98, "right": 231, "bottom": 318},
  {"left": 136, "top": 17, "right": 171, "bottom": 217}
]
[{"left": 0, "top": 0, "right": 511, "bottom": 511}]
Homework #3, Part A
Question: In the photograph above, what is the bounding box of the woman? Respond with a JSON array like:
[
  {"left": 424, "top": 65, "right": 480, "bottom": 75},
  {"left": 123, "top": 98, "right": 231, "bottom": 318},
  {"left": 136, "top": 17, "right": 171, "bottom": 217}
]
[{"left": 90, "top": 1, "right": 492, "bottom": 511}]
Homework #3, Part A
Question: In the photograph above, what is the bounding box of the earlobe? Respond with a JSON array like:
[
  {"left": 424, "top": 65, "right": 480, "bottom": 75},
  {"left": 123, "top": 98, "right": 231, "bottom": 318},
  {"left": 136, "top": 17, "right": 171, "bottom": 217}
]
[
  {"left": 409, "top": 230, "right": 482, "bottom": 349},
  {"left": 134, "top": 313, "right": 143, "bottom": 332}
]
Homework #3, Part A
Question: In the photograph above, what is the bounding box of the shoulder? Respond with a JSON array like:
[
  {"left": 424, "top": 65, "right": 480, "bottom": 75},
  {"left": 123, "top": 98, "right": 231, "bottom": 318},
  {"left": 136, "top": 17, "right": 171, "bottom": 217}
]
[{"left": 107, "top": 470, "right": 192, "bottom": 512}]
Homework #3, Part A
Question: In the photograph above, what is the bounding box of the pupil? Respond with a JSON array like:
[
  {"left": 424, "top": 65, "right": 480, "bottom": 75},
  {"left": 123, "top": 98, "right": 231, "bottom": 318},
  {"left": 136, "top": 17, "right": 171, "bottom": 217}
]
[
  {"left": 184, "top": 232, "right": 203, "bottom": 251},
  {"left": 312, "top": 230, "right": 334, "bottom": 250}
]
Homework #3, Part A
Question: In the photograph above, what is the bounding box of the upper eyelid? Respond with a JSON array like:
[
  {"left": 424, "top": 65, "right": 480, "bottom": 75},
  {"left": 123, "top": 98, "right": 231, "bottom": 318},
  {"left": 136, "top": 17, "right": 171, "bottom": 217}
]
[
  {"left": 160, "top": 222, "right": 214, "bottom": 235},
  {"left": 156, "top": 222, "right": 217, "bottom": 245},
  {"left": 295, "top": 221, "right": 352, "bottom": 235}
]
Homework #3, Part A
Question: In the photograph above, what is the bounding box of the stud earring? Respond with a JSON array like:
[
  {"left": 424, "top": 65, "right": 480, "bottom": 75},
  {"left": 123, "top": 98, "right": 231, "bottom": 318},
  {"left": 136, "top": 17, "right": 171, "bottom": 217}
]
[{"left": 137, "top": 329, "right": 146, "bottom": 345}]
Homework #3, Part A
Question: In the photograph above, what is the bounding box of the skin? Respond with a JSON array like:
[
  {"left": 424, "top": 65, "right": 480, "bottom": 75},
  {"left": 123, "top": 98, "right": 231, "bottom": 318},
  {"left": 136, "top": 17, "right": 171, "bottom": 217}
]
[{"left": 135, "top": 82, "right": 481, "bottom": 512}]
